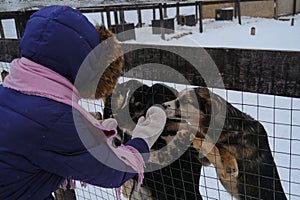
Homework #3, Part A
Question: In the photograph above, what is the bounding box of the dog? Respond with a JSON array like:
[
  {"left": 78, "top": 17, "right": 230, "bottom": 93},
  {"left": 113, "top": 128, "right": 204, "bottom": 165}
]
[
  {"left": 104, "top": 80, "right": 238, "bottom": 200},
  {"left": 163, "top": 87, "right": 287, "bottom": 200},
  {"left": 104, "top": 80, "right": 204, "bottom": 199},
  {"left": 1, "top": 70, "right": 9, "bottom": 82}
]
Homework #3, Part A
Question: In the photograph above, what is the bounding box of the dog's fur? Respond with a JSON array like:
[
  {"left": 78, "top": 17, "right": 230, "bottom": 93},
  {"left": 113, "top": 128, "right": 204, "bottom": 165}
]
[
  {"left": 104, "top": 81, "right": 239, "bottom": 200},
  {"left": 89, "top": 112, "right": 103, "bottom": 121},
  {"left": 1, "top": 70, "right": 9, "bottom": 82},
  {"left": 163, "top": 87, "right": 287, "bottom": 200}
]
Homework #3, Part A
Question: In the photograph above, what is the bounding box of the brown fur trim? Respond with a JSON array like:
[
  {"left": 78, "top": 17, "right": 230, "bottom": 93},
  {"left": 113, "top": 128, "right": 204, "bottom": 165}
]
[{"left": 94, "top": 25, "right": 124, "bottom": 99}]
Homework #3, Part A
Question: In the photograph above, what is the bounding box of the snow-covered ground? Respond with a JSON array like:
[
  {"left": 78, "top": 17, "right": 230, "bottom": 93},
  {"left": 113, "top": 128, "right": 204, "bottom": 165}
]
[
  {"left": 0, "top": 0, "right": 151, "bottom": 12},
  {"left": 0, "top": 2, "right": 300, "bottom": 200},
  {"left": 83, "top": 7, "right": 300, "bottom": 51},
  {"left": 2, "top": 2, "right": 300, "bottom": 51}
]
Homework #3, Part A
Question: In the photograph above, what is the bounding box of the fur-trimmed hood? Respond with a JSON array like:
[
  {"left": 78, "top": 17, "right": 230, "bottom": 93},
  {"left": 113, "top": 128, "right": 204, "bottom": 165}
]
[{"left": 19, "top": 5, "right": 100, "bottom": 84}]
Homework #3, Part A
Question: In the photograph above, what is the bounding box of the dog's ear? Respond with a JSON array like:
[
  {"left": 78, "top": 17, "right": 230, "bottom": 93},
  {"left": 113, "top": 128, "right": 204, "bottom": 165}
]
[
  {"left": 1, "top": 70, "right": 9, "bottom": 82},
  {"left": 149, "top": 83, "right": 178, "bottom": 103},
  {"left": 197, "top": 87, "right": 223, "bottom": 116},
  {"left": 210, "top": 96, "right": 224, "bottom": 115},
  {"left": 196, "top": 88, "right": 211, "bottom": 115},
  {"left": 89, "top": 112, "right": 103, "bottom": 121}
]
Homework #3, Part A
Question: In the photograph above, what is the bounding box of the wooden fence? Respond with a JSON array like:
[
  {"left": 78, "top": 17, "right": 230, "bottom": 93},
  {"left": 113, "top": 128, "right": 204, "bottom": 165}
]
[
  {"left": 0, "top": 0, "right": 296, "bottom": 43},
  {"left": 1, "top": 0, "right": 273, "bottom": 42},
  {"left": 121, "top": 43, "right": 300, "bottom": 99},
  {"left": 1, "top": 40, "right": 300, "bottom": 99}
]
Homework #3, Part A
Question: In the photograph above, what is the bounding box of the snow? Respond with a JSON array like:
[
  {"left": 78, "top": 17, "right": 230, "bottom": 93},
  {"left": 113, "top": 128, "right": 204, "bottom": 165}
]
[
  {"left": 84, "top": 8, "right": 300, "bottom": 51},
  {"left": 0, "top": 2, "right": 300, "bottom": 199},
  {"left": 1, "top": 1, "right": 300, "bottom": 50},
  {"left": 0, "top": 0, "right": 154, "bottom": 12}
]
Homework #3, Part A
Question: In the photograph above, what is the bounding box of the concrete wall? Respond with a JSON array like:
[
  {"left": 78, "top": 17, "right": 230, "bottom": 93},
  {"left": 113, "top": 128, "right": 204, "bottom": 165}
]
[
  {"left": 240, "top": 1, "right": 274, "bottom": 18},
  {"left": 278, "top": 0, "right": 294, "bottom": 16},
  {"left": 202, "top": 3, "right": 235, "bottom": 18},
  {"left": 202, "top": 0, "right": 274, "bottom": 18},
  {"left": 277, "top": 0, "right": 300, "bottom": 16},
  {"left": 201, "top": 0, "right": 300, "bottom": 19}
]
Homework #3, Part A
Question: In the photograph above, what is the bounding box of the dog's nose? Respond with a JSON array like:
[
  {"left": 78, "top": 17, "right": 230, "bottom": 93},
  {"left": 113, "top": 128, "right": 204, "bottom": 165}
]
[{"left": 162, "top": 103, "right": 170, "bottom": 109}]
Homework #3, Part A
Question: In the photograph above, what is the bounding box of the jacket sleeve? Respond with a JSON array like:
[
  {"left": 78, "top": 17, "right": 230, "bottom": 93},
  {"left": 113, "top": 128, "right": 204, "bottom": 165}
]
[{"left": 31, "top": 110, "right": 150, "bottom": 188}]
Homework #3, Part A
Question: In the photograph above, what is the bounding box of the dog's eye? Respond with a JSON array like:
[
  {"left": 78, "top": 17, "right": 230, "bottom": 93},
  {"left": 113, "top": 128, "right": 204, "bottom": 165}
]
[{"left": 180, "top": 98, "right": 189, "bottom": 105}]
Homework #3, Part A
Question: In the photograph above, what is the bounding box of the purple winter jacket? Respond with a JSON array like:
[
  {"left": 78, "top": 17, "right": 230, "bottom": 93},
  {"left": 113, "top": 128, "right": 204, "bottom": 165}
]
[{"left": 0, "top": 6, "right": 149, "bottom": 200}]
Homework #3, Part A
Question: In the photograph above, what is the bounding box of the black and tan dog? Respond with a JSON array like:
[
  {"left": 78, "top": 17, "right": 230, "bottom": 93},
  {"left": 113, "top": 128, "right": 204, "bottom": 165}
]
[
  {"left": 104, "top": 80, "right": 238, "bottom": 200},
  {"left": 163, "top": 87, "right": 287, "bottom": 200},
  {"left": 104, "top": 80, "right": 205, "bottom": 199}
]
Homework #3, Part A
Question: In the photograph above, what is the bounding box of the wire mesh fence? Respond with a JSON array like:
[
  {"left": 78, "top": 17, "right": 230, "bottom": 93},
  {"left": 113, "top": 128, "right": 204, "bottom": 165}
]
[
  {"left": 2, "top": 59, "right": 299, "bottom": 199},
  {"left": 0, "top": 2, "right": 299, "bottom": 199},
  {"left": 95, "top": 77, "right": 300, "bottom": 200}
]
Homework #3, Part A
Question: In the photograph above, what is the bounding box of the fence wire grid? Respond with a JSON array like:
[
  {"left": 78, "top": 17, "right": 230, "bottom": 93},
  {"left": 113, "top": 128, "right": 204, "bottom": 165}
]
[{"left": 1, "top": 62, "right": 300, "bottom": 200}]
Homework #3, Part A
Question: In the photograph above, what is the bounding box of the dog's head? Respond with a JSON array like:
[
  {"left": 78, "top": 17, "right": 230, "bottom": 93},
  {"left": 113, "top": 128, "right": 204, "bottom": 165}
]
[
  {"left": 105, "top": 80, "right": 178, "bottom": 130},
  {"left": 163, "top": 87, "right": 226, "bottom": 137},
  {"left": 103, "top": 80, "right": 179, "bottom": 149},
  {"left": 104, "top": 80, "right": 150, "bottom": 131}
]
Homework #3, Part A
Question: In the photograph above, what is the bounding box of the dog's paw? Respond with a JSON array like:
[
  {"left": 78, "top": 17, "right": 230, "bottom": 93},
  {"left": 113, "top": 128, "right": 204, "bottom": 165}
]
[
  {"left": 122, "top": 179, "right": 133, "bottom": 198},
  {"left": 231, "top": 170, "right": 239, "bottom": 178},
  {"left": 177, "top": 129, "right": 188, "bottom": 141},
  {"left": 220, "top": 165, "right": 239, "bottom": 181},
  {"left": 149, "top": 149, "right": 160, "bottom": 164},
  {"left": 226, "top": 158, "right": 239, "bottom": 178},
  {"left": 149, "top": 149, "right": 173, "bottom": 166},
  {"left": 177, "top": 129, "right": 194, "bottom": 143},
  {"left": 220, "top": 150, "right": 239, "bottom": 180}
]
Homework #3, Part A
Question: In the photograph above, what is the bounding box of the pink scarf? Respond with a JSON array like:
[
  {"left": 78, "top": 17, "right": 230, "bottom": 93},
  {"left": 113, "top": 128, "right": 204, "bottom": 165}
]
[{"left": 3, "top": 57, "right": 145, "bottom": 197}]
